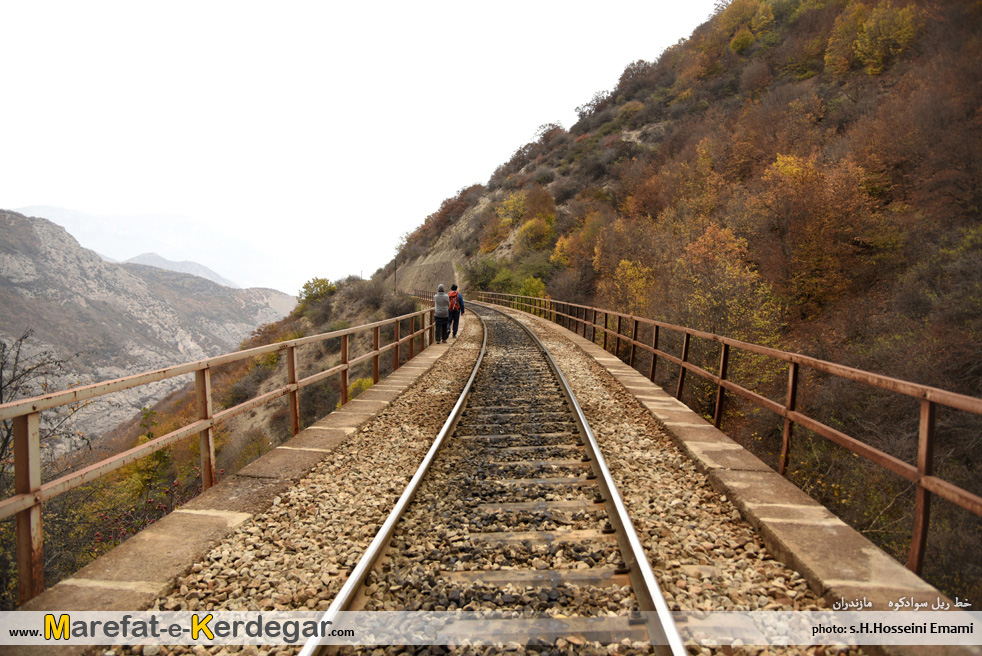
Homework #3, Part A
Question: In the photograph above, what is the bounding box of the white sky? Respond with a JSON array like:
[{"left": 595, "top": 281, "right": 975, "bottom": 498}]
[{"left": 1, "top": 1, "right": 718, "bottom": 296}]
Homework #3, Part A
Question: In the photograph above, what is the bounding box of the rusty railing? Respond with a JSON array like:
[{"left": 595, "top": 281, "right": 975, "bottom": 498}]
[
  {"left": 0, "top": 307, "right": 434, "bottom": 604},
  {"left": 477, "top": 291, "right": 982, "bottom": 576}
]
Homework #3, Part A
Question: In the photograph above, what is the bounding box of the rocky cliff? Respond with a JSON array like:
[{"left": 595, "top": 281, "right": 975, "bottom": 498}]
[{"left": 0, "top": 210, "right": 296, "bottom": 441}]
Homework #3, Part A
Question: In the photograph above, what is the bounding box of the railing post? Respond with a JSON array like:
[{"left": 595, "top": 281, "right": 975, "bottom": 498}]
[
  {"left": 341, "top": 334, "right": 350, "bottom": 405},
  {"left": 373, "top": 326, "right": 381, "bottom": 383},
  {"left": 649, "top": 325, "right": 660, "bottom": 382},
  {"left": 629, "top": 319, "right": 639, "bottom": 368},
  {"left": 591, "top": 309, "right": 597, "bottom": 343},
  {"left": 603, "top": 313, "right": 609, "bottom": 351},
  {"left": 14, "top": 412, "right": 44, "bottom": 603},
  {"left": 287, "top": 345, "right": 300, "bottom": 436},
  {"left": 393, "top": 320, "right": 400, "bottom": 371},
  {"left": 615, "top": 315, "right": 623, "bottom": 359},
  {"left": 195, "top": 368, "right": 217, "bottom": 489},
  {"left": 779, "top": 362, "right": 799, "bottom": 476},
  {"left": 713, "top": 343, "right": 730, "bottom": 428},
  {"left": 908, "top": 400, "right": 936, "bottom": 573},
  {"left": 408, "top": 316, "right": 415, "bottom": 360},
  {"left": 428, "top": 310, "right": 435, "bottom": 346},
  {"left": 675, "top": 332, "right": 690, "bottom": 400}
]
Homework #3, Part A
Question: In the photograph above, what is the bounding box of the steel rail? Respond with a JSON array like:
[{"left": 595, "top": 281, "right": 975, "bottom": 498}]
[
  {"left": 500, "top": 304, "right": 687, "bottom": 656},
  {"left": 299, "top": 310, "right": 489, "bottom": 656},
  {"left": 305, "top": 300, "right": 685, "bottom": 653}
]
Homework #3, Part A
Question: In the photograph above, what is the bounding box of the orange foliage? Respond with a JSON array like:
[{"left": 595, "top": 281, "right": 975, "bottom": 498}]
[{"left": 752, "top": 154, "right": 875, "bottom": 314}]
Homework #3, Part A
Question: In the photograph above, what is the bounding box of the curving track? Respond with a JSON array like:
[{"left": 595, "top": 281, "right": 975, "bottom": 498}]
[{"left": 302, "top": 305, "right": 685, "bottom": 655}]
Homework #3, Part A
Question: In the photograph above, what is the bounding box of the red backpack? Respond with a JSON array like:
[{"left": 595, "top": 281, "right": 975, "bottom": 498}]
[{"left": 448, "top": 291, "right": 460, "bottom": 311}]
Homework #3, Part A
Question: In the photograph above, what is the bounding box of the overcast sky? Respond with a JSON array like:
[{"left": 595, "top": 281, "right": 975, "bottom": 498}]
[{"left": 2, "top": 1, "right": 718, "bottom": 296}]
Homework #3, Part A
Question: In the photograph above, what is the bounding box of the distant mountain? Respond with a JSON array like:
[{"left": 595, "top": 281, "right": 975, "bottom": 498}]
[
  {"left": 0, "top": 210, "right": 296, "bottom": 440},
  {"left": 125, "top": 252, "right": 240, "bottom": 288},
  {"left": 14, "top": 205, "right": 258, "bottom": 292}
]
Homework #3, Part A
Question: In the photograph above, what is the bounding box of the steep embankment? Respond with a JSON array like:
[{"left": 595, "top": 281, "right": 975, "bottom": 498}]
[{"left": 389, "top": 197, "right": 492, "bottom": 294}]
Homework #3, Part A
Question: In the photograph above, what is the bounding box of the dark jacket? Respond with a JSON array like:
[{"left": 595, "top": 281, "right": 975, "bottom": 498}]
[{"left": 448, "top": 290, "right": 465, "bottom": 314}]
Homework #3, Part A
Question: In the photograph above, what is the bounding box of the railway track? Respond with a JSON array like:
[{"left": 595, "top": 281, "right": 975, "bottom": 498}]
[{"left": 301, "top": 305, "right": 685, "bottom": 655}]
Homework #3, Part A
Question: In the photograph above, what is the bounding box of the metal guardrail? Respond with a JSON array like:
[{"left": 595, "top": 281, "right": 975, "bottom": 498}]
[
  {"left": 474, "top": 291, "right": 982, "bottom": 577},
  {"left": 0, "top": 307, "right": 434, "bottom": 604}
]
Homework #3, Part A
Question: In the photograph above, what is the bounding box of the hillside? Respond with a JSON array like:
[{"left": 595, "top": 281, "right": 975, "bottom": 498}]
[
  {"left": 387, "top": 0, "right": 981, "bottom": 601},
  {"left": 0, "top": 210, "right": 296, "bottom": 440}
]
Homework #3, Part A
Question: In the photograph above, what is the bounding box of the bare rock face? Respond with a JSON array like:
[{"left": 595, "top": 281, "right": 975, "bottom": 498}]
[{"left": 0, "top": 210, "right": 296, "bottom": 442}]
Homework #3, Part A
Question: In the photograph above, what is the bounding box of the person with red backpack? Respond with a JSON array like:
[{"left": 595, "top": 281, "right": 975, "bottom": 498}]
[{"left": 447, "top": 284, "right": 465, "bottom": 339}]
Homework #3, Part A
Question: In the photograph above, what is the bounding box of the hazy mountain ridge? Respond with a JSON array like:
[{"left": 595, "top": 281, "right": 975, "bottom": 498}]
[
  {"left": 0, "top": 210, "right": 296, "bottom": 438},
  {"left": 125, "top": 252, "right": 241, "bottom": 288},
  {"left": 13, "top": 205, "right": 258, "bottom": 292}
]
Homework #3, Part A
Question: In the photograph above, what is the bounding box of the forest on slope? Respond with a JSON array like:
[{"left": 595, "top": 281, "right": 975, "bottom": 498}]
[{"left": 392, "top": 0, "right": 981, "bottom": 601}]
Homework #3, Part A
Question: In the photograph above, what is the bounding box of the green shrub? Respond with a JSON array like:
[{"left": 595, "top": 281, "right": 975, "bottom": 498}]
[
  {"left": 518, "top": 276, "right": 547, "bottom": 298},
  {"left": 730, "top": 26, "right": 756, "bottom": 54},
  {"left": 516, "top": 218, "right": 556, "bottom": 253},
  {"left": 337, "top": 377, "right": 373, "bottom": 408},
  {"left": 295, "top": 278, "right": 336, "bottom": 315}
]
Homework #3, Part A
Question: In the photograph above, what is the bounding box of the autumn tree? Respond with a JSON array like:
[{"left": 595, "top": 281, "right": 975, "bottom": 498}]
[
  {"left": 670, "top": 224, "right": 785, "bottom": 414},
  {"left": 671, "top": 223, "right": 783, "bottom": 341},
  {"left": 751, "top": 154, "right": 875, "bottom": 315},
  {"left": 824, "top": 2, "right": 870, "bottom": 75},
  {"left": 854, "top": 1, "right": 920, "bottom": 75},
  {"left": 598, "top": 260, "right": 658, "bottom": 318}
]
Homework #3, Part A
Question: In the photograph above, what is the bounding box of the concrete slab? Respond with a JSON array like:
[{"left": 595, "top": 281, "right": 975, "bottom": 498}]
[
  {"left": 286, "top": 426, "right": 356, "bottom": 451},
  {"left": 353, "top": 388, "right": 401, "bottom": 403},
  {"left": 310, "top": 411, "right": 375, "bottom": 430},
  {"left": 756, "top": 518, "right": 939, "bottom": 604},
  {"left": 18, "top": 581, "right": 157, "bottom": 612},
  {"left": 236, "top": 443, "right": 328, "bottom": 479},
  {"left": 342, "top": 398, "right": 390, "bottom": 413},
  {"left": 69, "top": 511, "right": 234, "bottom": 585},
  {"left": 683, "top": 440, "right": 774, "bottom": 471},
  {"left": 181, "top": 474, "right": 293, "bottom": 515},
  {"left": 709, "top": 468, "right": 817, "bottom": 509}
]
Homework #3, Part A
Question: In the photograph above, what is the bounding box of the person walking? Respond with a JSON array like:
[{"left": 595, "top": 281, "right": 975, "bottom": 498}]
[
  {"left": 433, "top": 284, "right": 450, "bottom": 343},
  {"left": 447, "top": 284, "right": 465, "bottom": 339}
]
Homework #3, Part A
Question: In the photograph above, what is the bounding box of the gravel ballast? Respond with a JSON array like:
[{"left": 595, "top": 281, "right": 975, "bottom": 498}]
[{"left": 93, "top": 309, "right": 866, "bottom": 656}]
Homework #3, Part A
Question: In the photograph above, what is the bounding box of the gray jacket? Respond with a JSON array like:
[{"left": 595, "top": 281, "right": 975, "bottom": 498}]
[{"left": 433, "top": 291, "right": 450, "bottom": 318}]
